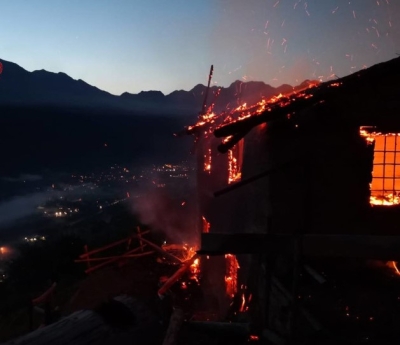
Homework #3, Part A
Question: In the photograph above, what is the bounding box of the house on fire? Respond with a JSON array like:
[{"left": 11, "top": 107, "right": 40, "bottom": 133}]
[{"left": 186, "top": 56, "right": 400, "bottom": 342}]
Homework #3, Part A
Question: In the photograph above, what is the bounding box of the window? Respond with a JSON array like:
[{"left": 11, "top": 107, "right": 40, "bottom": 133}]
[{"left": 361, "top": 127, "right": 400, "bottom": 205}]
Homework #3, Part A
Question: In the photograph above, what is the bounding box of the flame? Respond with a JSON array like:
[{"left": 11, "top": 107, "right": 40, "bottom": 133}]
[
  {"left": 225, "top": 254, "right": 240, "bottom": 297},
  {"left": 162, "top": 243, "right": 197, "bottom": 262},
  {"left": 370, "top": 194, "right": 400, "bottom": 206},
  {"left": 227, "top": 139, "right": 244, "bottom": 184},
  {"left": 239, "top": 293, "right": 246, "bottom": 312},
  {"left": 391, "top": 261, "right": 400, "bottom": 275},
  {"left": 202, "top": 216, "right": 210, "bottom": 233},
  {"left": 227, "top": 149, "right": 240, "bottom": 184},
  {"left": 186, "top": 82, "right": 320, "bottom": 141},
  {"left": 190, "top": 258, "right": 200, "bottom": 275}
]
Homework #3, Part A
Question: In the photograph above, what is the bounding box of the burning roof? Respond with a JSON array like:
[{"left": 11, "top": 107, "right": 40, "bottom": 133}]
[{"left": 185, "top": 57, "right": 400, "bottom": 153}]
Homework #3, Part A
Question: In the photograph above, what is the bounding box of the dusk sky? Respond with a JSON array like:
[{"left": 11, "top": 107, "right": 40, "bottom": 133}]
[{"left": 1, "top": 0, "right": 399, "bottom": 95}]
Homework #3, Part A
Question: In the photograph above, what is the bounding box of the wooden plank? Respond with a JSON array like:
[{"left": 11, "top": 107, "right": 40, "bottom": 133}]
[
  {"left": 84, "top": 245, "right": 149, "bottom": 274},
  {"left": 130, "top": 235, "right": 183, "bottom": 265},
  {"left": 199, "top": 233, "right": 400, "bottom": 260},
  {"left": 79, "top": 230, "right": 150, "bottom": 258},
  {"left": 158, "top": 255, "right": 199, "bottom": 297}
]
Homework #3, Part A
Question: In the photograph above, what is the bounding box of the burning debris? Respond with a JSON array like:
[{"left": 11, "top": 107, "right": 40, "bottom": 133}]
[{"left": 161, "top": 243, "right": 197, "bottom": 263}]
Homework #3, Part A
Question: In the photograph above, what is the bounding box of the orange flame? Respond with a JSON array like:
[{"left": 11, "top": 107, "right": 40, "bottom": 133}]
[
  {"left": 187, "top": 82, "right": 320, "bottom": 141},
  {"left": 239, "top": 293, "right": 246, "bottom": 312},
  {"left": 190, "top": 258, "right": 200, "bottom": 275},
  {"left": 202, "top": 216, "right": 210, "bottom": 233},
  {"left": 227, "top": 139, "right": 244, "bottom": 184},
  {"left": 225, "top": 254, "right": 240, "bottom": 297},
  {"left": 392, "top": 261, "right": 400, "bottom": 275}
]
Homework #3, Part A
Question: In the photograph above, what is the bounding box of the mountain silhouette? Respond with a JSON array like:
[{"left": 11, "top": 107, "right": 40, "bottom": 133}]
[
  {"left": 0, "top": 59, "right": 313, "bottom": 116},
  {"left": 0, "top": 59, "right": 318, "bottom": 176}
]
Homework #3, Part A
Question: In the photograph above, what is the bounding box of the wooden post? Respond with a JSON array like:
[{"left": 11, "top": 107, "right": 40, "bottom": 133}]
[
  {"left": 84, "top": 245, "right": 91, "bottom": 271},
  {"left": 137, "top": 226, "right": 144, "bottom": 253},
  {"left": 28, "top": 300, "right": 33, "bottom": 331},
  {"left": 126, "top": 238, "right": 132, "bottom": 251},
  {"left": 162, "top": 309, "right": 184, "bottom": 345}
]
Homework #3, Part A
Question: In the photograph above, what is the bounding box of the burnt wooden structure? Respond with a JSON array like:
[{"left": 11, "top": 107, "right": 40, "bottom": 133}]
[
  {"left": 192, "top": 57, "right": 400, "bottom": 343},
  {"left": 5, "top": 296, "right": 162, "bottom": 345}
]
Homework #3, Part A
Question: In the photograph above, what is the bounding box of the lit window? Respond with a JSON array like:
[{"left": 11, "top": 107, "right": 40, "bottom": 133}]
[{"left": 361, "top": 127, "right": 400, "bottom": 205}]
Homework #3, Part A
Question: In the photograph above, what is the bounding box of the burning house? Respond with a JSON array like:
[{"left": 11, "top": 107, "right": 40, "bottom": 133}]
[{"left": 185, "top": 57, "right": 400, "bottom": 343}]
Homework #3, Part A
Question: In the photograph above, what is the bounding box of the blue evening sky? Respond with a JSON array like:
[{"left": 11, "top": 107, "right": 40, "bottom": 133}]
[{"left": 0, "top": 0, "right": 399, "bottom": 95}]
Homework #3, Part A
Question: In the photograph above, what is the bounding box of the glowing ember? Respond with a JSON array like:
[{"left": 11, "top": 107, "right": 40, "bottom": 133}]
[
  {"left": 249, "top": 335, "right": 259, "bottom": 341},
  {"left": 225, "top": 254, "right": 240, "bottom": 297},
  {"left": 204, "top": 148, "right": 212, "bottom": 173}
]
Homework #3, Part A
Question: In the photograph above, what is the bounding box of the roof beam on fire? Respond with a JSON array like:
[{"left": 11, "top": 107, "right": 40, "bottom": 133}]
[
  {"left": 199, "top": 233, "right": 400, "bottom": 260},
  {"left": 213, "top": 91, "right": 318, "bottom": 140}
]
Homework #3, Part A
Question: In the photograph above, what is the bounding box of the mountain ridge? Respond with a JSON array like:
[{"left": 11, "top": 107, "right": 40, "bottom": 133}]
[{"left": 0, "top": 58, "right": 315, "bottom": 116}]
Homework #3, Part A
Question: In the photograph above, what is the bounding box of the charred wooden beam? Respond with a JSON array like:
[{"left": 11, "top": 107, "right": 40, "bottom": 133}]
[
  {"left": 262, "top": 328, "right": 286, "bottom": 345},
  {"left": 303, "top": 265, "right": 327, "bottom": 285},
  {"left": 158, "top": 255, "right": 199, "bottom": 298},
  {"left": 199, "top": 233, "right": 285, "bottom": 255},
  {"left": 74, "top": 249, "right": 153, "bottom": 263},
  {"left": 79, "top": 231, "right": 150, "bottom": 259},
  {"left": 214, "top": 161, "right": 296, "bottom": 197},
  {"left": 84, "top": 245, "right": 150, "bottom": 274},
  {"left": 217, "top": 128, "right": 252, "bottom": 153},
  {"left": 199, "top": 233, "right": 400, "bottom": 260},
  {"left": 131, "top": 234, "right": 183, "bottom": 265},
  {"left": 271, "top": 277, "right": 323, "bottom": 332}
]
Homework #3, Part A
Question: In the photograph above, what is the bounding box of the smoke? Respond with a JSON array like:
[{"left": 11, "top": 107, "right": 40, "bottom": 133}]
[
  {"left": 0, "top": 192, "right": 50, "bottom": 226},
  {"left": 132, "top": 187, "right": 199, "bottom": 246},
  {"left": 2, "top": 174, "right": 43, "bottom": 182},
  {"left": 0, "top": 181, "right": 106, "bottom": 228}
]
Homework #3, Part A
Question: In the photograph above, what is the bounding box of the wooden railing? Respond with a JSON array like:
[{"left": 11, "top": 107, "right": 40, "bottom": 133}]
[{"left": 75, "top": 228, "right": 153, "bottom": 274}]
